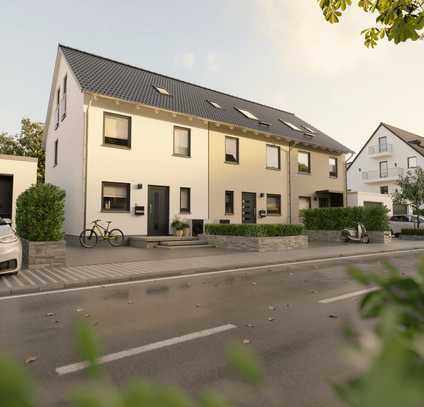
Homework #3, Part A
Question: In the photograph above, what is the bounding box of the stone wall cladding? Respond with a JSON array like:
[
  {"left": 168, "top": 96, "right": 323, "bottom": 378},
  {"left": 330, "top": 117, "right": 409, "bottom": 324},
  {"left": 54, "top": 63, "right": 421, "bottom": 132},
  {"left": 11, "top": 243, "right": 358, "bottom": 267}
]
[
  {"left": 22, "top": 240, "right": 66, "bottom": 269},
  {"left": 200, "top": 234, "right": 308, "bottom": 252},
  {"left": 306, "top": 230, "right": 391, "bottom": 244},
  {"left": 399, "top": 234, "right": 424, "bottom": 241}
]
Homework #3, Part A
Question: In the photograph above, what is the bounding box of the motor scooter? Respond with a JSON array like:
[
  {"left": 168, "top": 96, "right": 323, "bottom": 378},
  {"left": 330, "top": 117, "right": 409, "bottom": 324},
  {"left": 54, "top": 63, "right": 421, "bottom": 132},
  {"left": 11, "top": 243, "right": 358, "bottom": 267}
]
[{"left": 341, "top": 223, "right": 370, "bottom": 243}]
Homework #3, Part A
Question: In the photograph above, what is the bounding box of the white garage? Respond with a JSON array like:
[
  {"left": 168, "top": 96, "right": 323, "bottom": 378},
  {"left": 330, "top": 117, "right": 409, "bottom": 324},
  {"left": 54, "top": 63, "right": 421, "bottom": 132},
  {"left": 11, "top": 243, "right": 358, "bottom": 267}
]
[{"left": 0, "top": 154, "right": 38, "bottom": 224}]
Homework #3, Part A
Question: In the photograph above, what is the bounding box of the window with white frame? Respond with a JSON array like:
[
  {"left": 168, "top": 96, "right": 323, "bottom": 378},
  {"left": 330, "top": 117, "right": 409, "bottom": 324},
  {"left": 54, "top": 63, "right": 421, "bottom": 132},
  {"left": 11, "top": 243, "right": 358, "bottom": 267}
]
[
  {"left": 225, "top": 137, "right": 239, "bottom": 163},
  {"left": 408, "top": 156, "right": 417, "bottom": 169},
  {"left": 173, "top": 127, "right": 191, "bottom": 157},
  {"left": 267, "top": 194, "right": 281, "bottom": 215},
  {"left": 102, "top": 182, "right": 130, "bottom": 212},
  {"left": 180, "top": 187, "right": 191, "bottom": 213},
  {"left": 266, "top": 145, "right": 280, "bottom": 169},
  {"left": 329, "top": 157, "right": 338, "bottom": 177}
]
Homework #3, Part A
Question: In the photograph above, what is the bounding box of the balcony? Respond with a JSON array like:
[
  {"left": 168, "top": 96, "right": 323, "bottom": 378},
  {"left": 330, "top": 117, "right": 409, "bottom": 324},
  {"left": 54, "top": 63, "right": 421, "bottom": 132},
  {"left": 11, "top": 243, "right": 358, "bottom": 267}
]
[
  {"left": 368, "top": 143, "right": 393, "bottom": 158},
  {"left": 362, "top": 167, "right": 404, "bottom": 183}
]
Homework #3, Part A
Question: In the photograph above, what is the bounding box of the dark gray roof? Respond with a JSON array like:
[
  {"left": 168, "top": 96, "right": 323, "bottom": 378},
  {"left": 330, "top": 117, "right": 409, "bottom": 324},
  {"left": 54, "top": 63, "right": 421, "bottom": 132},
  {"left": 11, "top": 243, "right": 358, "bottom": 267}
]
[
  {"left": 60, "top": 44, "right": 352, "bottom": 154},
  {"left": 382, "top": 123, "right": 424, "bottom": 157}
]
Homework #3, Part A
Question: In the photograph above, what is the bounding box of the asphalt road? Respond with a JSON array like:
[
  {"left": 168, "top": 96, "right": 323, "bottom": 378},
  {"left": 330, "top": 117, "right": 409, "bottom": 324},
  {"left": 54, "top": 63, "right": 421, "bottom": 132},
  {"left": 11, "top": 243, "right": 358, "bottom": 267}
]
[{"left": 0, "top": 252, "right": 419, "bottom": 407}]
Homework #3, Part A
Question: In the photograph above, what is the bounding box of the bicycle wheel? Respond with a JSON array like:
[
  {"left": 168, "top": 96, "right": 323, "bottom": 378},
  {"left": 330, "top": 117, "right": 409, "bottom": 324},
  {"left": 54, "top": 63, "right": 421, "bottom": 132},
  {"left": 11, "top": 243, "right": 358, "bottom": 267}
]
[
  {"left": 79, "top": 229, "right": 99, "bottom": 248},
  {"left": 108, "top": 228, "right": 125, "bottom": 247}
]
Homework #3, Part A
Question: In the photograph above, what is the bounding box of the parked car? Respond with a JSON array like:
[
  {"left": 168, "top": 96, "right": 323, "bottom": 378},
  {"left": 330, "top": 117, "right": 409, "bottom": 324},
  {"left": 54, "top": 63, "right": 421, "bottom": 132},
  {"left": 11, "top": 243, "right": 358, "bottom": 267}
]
[
  {"left": 0, "top": 218, "right": 21, "bottom": 275},
  {"left": 389, "top": 215, "right": 424, "bottom": 236}
]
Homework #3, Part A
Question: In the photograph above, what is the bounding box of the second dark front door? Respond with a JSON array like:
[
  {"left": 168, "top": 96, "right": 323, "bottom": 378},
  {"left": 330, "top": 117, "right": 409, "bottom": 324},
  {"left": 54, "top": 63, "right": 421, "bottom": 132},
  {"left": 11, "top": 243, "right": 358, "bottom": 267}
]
[
  {"left": 148, "top": 185, "right": 170, "bottom": 236},
  {"left": 242, "top": 192, "right": 256, "bottom": 224},
  {"left": 0, "top": 175, "right": 13, "bottom": 219}
]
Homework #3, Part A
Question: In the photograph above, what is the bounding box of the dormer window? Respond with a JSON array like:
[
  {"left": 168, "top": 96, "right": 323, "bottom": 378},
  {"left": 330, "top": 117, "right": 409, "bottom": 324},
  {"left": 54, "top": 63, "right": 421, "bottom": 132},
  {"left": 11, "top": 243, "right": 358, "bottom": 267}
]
[
  {"left": 208, "top": 100, "right": 222, "bottom": 109},
  {"left": 235, "top": 108, "right": 258, "bottom": 120},
  {"left": 280, "top": 120, "right": 302, "bottom": 131},
  {"left": 153, "top": 85, "right": 170, "bottom": 96}
]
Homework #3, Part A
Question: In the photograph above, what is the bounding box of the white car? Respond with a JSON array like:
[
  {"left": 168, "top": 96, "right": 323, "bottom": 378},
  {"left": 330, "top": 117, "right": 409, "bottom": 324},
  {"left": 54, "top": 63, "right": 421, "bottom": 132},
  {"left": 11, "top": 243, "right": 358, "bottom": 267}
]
[
  {"left": 389, "top": 215, "right": 424, "bottom": 236},
  {"left": 0, "top": 218, "right": 22, "bottom": 275}
]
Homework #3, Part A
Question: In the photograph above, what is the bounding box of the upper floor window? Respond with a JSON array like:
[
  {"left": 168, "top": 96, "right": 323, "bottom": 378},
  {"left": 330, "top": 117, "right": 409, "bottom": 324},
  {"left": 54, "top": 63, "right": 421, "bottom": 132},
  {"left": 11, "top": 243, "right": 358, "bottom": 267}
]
[
  {"left": 102, "top": 182, "right": 130, "bottom": 212},
  {"left": 180, "top": 187, "right": 191, "bottom": 213},
  {"left": 225, "top": 191, "right": 234, "bottom": 215},
  {"left": 408, "top": 156, "right": 417, "bottom": 169},
  {"left": 61, "top": 75, "right": 67, "bottom": 121},
  {"left": 379, "top": 161, "right": 388, "bottom": 178},
  {"left": 298, "top": 151, "right": 311, "bottom": 173},
  {"left": 225, "top": 137, "right": 239, "bottom": 163},
  {"left": 267, "top": 194, "right": 281, "bottom": 216},
  {"left": 173, "top": 126, "right": 191, "bottom": 157},
  {"left": 266, "top": 145, "right": 280, "bottom": 170},
  {"left": 103, "top": 112, "right": 131, "bottom": 148},
  {"left": 378, "top": 136, "right": 388, "bottom": 152},
  {"left": 54, "top": 139, "right": 58, "bottom": 167},
  {"left": 329, "top": 157, "right": 338, "bottom": 177},
  {"left": 55, "top": 88, "right": 60, "bottom": 129}
]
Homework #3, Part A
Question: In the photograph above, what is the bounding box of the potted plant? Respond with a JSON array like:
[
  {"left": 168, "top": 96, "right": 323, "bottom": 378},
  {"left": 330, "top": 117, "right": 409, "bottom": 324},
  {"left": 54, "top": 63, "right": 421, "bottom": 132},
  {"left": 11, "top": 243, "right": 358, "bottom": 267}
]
[
  {"left": 16, "top": 183, "right": 66, "bottom": 269},
  {"left": 171, "top": 217, "right": 186, "bottom": 237}
]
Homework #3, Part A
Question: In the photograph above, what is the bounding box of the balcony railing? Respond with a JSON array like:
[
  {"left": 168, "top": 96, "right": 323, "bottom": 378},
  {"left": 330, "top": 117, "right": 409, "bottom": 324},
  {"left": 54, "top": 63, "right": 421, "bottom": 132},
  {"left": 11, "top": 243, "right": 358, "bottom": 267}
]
[
  {"left": 368, "top": 143, "right": 393, "bottom": 155},
  {"left": 362, "top": 167, "right": 404, "bottom": 181}
]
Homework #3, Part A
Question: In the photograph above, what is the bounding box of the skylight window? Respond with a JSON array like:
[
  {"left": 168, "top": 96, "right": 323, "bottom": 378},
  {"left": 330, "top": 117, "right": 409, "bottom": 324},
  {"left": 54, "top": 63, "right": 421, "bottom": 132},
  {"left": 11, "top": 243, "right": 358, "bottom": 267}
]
[
  {"left": 208, "top": 100, "right": 222, "bottom": 109},
  {"left": 302, "top": 125, "right": 316, "bottom": 134},
  {"left": 280, "top": 120, "right": 303, "bottom": 131},
  {"left": 235, "top": 108, "right": 258, "bottom": 120},
  {"left": 259, "top": 121, "right": 271, "bottom": 127},
  {"left": 153, "top": 85, "right": 170, "bottom": 96}
]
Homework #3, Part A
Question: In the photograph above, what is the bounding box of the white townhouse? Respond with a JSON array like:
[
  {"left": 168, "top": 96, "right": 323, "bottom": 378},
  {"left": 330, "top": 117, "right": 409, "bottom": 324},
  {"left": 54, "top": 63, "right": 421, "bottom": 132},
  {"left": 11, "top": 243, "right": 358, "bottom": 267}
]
[
  {"left": 348, "top": 122, "right": 424, "bottom": 215},
  {"left": 44, "top": 45, "right": 351, "bottom": 241}
]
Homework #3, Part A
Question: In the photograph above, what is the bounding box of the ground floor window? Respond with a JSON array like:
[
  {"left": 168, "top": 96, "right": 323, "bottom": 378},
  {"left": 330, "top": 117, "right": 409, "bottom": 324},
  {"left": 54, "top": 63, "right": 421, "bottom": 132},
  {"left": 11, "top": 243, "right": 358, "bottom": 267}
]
[
  {"left": 267, "top": 194, "right": 281, "bottom": 215},
  {"left": 225, "top": 190, "right": 234, "bottom": 215},
  {"left": 380, "top": 185, "right": 389, "bottom": 194},
  {"left": 102, "top": 182, "right": 130, "bottom": 212},
  {"left": 180, "top": 187, "right": 191, "bottom": 213}
]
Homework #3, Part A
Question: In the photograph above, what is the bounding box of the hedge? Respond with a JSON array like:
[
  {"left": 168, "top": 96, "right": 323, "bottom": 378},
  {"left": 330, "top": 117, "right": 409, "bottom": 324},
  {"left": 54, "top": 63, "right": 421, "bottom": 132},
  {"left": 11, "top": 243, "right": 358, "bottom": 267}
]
[
  {"left": 301, "top": 206, "right": 389, "bottom": 231},
  {"left": 205, "top": 224, "right": 304, "bottom": 237},
  {"left": 400, "top": 228, "right": 424, "bottom": 236},
  {"left": 16, "top": 183, "right": 65, "bottom": 241}
]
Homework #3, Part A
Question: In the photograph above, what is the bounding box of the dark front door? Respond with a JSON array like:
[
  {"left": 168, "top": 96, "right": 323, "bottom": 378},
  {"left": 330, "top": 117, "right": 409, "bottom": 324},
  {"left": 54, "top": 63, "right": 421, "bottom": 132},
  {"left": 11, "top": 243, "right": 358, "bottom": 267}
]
[
  {"left": 148, "top": 185, "right": 169, "bottom": 236},
  {"left": 242, "top": 192, "right": 256, "bottom": 224},
  {"left": 0, "top": 175, "right": 13, "bottom": 219}
]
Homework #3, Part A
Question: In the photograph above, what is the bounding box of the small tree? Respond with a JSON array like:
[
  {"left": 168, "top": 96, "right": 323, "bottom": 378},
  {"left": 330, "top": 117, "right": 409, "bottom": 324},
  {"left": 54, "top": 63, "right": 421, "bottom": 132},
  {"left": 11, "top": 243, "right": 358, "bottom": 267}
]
[
  {"left": 392, "top": 167, "right": 424, "bottom": 228},
  {"left": 15, "top": 183, "right": 65, "bottom": 241}
]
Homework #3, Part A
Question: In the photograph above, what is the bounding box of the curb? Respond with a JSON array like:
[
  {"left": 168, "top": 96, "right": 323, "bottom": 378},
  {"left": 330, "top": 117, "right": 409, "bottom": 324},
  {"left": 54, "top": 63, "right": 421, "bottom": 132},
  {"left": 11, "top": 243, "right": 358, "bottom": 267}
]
[{"left": 3, "top": 245, "right": 424, "bottom": 298}]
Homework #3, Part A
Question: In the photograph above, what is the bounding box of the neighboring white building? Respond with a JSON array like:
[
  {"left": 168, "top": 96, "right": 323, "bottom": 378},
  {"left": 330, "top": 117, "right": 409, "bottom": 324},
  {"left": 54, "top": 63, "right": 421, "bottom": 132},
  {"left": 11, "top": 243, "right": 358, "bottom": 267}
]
[
  {"left": 348, "top": 122, "right": 424, "bottom": 215},
  {"left": 347, "top": 191, "right": 393, "bottom": 215},
  {"left": 0, "top": 154, "right": 38, "bottom": 224}
]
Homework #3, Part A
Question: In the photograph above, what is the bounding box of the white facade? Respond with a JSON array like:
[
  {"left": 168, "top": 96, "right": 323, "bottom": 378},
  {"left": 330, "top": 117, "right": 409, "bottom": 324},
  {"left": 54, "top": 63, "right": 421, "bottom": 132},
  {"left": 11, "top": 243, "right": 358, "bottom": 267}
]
[
  {"left": 347, "top": 191, "right": 393, "bottom": 215},
  {"left": 0, "top": 155, "right": 38, "bottom": 224},
  {"left": 348, "top": 124, "right": 424, "bottom": 214}
]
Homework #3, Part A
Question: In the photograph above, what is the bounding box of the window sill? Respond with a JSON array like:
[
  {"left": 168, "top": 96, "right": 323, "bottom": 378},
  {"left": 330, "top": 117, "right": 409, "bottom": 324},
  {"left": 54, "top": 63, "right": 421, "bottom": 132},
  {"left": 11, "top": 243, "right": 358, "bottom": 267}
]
[
  {"left": 180, "top": 211, "right": 191, "bottom": 215},
  {"left": 225, "top": 161, "right": 239, "bottom": 165},
  {"left": 329, "top": 175, "right": 338, "bottom": 179},
  {"left": 266, "top": 213, "right": 282, "bottom": 216},
  {"left": 225, "top": 213, "right": 234, "bottom": 216},
  {"left": 298, "top": 171, "right": 311, "bottom": 175},
  {"left": 101, "top": 209, "right": 130, "bottom": 213},
  {"left": 172, "top": 154, "right": 191, "bottom": 158},
  {"left": 101, "top": 143, "right": 131, "bottom": 150},
  {"left": 266, "top": 167, "right": 281, "bottom": 171}
]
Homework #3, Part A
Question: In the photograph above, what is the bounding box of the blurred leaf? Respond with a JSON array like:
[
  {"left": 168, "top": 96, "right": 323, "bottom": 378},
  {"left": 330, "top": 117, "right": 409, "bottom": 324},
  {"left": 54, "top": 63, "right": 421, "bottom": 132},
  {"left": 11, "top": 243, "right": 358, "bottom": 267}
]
[
  {"left": 227, "top": 343, "right": 263, "bottom": 385},
  {"left": 199, "top": 391, "right": 235, "bottom": 407},
  {"left": 76, "top": 321, "right": 101, "bottom": 378}
]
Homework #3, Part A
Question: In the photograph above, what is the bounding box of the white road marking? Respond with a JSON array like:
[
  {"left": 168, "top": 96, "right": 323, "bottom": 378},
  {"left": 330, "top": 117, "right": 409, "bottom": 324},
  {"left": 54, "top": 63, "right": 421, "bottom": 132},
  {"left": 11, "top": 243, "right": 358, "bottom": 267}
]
[
  {"left": 1, "top": 276, "right": 13, "bottom": 288},
  {"left": 0, "top": 247, "right": 422, "bottom": 301},
  {"left": 56, "top": 323, "right": 237, "bottom": 375},
  {"left": 11, "top": 275, "right": 25, "bottom": 287},
  {"left": 26, "top": 270, "right": 48, "bottom": 285},
  {"left": 18, "top": 273, "right": 38, "bottom": 286},
  {"left": 318, "top": 287, "right": 379, "bottom": 304}
]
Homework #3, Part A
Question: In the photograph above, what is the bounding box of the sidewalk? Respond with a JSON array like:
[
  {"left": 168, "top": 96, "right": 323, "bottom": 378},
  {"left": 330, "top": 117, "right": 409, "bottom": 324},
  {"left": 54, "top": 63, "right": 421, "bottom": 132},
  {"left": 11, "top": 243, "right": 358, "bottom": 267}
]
[{"left": 1, "top": 239, "right": 424, "bottom": 297}]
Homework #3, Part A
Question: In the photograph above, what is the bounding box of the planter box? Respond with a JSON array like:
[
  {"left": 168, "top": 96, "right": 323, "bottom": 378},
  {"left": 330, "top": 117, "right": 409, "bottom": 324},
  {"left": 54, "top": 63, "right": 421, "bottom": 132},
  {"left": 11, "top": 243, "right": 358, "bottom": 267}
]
[
  {"left": 399, "top": 234, "right": 424, "bottom": 241},
  {"left": 22, "top": 239, "right": 66, "bottom": 269},
  {"left": 200, "top": 234, "right": 308, "bottom": 252},
  {"left": 306, "top": 230, "right": 391, "bottom": 244}
]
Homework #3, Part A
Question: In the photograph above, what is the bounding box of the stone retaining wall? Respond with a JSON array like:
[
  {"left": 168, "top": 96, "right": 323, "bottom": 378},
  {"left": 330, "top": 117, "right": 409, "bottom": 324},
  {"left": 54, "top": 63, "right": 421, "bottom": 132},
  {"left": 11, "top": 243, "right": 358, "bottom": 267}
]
[
  {"left": 200, "top": 234, "right": 308, "bottom": 252},
  {"left": 399, "top": 234, "right": 424, "bottom": 241},
  {"left": 305, "top": 230, "right": 391, "bottom": 244},
  {"left": 22, "top": 240, "right": 66, "bottom": 269}
]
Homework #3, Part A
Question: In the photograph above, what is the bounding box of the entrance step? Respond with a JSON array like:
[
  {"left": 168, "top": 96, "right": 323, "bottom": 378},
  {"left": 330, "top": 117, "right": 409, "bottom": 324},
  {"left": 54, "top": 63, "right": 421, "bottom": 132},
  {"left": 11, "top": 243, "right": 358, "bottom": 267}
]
[
  {"left": 158, "top": 240, "right": 209, "bottom": 247},
  {"left": 129, "top": 236, "right": 201, "bottom": 249}
]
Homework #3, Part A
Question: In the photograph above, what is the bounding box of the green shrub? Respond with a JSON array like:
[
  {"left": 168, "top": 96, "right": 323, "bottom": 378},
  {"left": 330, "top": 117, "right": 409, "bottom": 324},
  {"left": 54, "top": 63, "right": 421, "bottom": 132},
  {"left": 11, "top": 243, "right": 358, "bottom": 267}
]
[
  {"left": 301, "top": 206, "right": 389, "bottom": 231},
  {"left": 400, "top": 228, "right": 424, "bottom": 236},
  {"left": 15, "top": 183, "right": 65, "bottom": 241},
  {"left": 205, "top": 223, "right": 304, "bottom": 237}
]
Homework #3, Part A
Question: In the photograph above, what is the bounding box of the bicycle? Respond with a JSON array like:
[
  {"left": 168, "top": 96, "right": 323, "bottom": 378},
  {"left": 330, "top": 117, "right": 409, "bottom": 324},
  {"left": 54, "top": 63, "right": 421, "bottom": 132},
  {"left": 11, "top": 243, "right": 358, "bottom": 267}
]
[{"left": 79, "top": 219, "right": 125, "bottom": 248}]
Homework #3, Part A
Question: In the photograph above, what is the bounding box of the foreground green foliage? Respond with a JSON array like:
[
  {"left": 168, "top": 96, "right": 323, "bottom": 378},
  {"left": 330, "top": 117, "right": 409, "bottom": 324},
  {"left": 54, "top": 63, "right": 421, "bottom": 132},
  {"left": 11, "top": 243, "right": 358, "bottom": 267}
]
[
  {"left": 205, "top": 223, "right": 304, "bottom": 237},
  {"left": 393, "top": 167, "right": 424, "bottom": 229},
  {"left": 301, "top": 206, "right": 389, "bottom": 231},
  {"left": 16, "top": 183, "right": 65, "bottom": 241},
  {"left": 0, "top": 118, "right": 45, "bottom": 183},
  {"left": 318, "top": 0, "right": 424, "bottom": 47}
]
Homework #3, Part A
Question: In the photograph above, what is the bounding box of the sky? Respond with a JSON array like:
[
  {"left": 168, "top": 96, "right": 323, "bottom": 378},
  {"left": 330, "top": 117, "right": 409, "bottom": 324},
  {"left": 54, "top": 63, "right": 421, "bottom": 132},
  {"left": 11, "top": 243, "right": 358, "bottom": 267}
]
[{"left": 1, "top": 0, "right": 423, "bottom": 154}]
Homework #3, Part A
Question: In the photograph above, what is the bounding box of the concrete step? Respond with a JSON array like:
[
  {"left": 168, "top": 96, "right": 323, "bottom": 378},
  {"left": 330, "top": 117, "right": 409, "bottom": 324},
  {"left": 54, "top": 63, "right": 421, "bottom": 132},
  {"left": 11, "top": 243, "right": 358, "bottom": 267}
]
[
  {"left": 158, "top": 239, "right": 208, "bottom": 247},
  {"left": 155, "top": 243, "right": 215, "bottom": 250},
  {"left": 129, "top": 236, "right": 198, "bottom": 248}
]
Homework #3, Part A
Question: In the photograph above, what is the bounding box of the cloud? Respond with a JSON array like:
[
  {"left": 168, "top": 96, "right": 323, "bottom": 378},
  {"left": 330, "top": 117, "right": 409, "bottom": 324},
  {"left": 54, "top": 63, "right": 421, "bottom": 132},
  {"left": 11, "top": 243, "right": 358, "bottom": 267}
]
[{"left": 177, "top": 51, "right": 195, "bottom": 69}]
